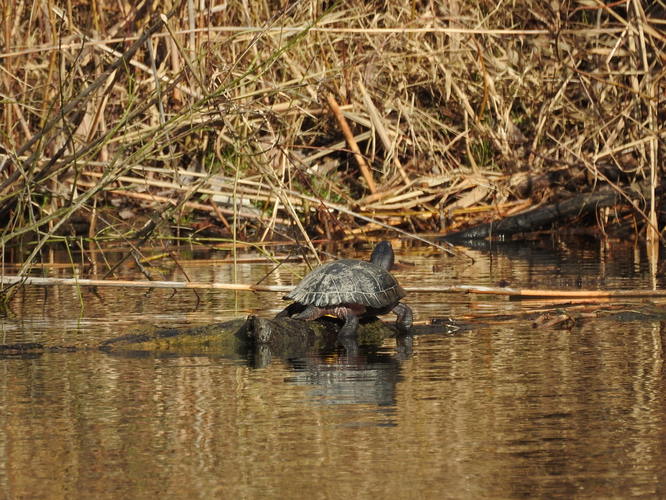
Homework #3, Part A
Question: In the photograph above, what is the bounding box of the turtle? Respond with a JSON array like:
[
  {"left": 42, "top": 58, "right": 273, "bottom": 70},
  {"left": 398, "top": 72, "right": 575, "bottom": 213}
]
[{"left": 276, "top": 241, "right": 413, "bottom": 336}]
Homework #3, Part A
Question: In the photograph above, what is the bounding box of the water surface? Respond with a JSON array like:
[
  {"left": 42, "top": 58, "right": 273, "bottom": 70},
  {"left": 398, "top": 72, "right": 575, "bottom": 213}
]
[{"left": 1, "top": 237, "right": 665, "bottom": 499}]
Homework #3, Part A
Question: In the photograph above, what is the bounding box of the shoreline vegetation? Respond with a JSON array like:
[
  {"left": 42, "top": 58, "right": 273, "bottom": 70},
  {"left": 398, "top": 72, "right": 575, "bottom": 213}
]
[{"left": 1, "top": 1, "right": 664, "bottom": 287}]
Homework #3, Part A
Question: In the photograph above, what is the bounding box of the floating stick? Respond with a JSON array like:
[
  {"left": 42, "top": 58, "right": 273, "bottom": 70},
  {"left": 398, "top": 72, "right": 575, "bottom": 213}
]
[{"left": 2, "top": 276, "right": 666, "bottom": 299}]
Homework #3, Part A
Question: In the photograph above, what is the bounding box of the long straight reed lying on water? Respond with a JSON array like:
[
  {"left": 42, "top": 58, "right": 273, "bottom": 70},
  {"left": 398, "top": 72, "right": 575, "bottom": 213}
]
[{"left": 3, "top": 276, "right": 666, "bottom": 300}]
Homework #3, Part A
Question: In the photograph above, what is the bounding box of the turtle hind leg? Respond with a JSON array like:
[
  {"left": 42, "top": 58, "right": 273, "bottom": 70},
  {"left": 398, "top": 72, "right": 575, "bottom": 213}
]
[
  {"left": 291, "top": 304, "right": 324, "bottom": 321},
  {"left": 275, "top": 302, "right": 307, "bottom": 319},
  {"left": 392, "top": 302, "right": 413, "bottom": 330}
]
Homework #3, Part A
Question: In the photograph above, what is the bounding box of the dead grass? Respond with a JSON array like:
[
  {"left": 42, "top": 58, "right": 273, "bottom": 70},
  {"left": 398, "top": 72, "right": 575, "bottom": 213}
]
[{"left": 0, "top": 0, "right": 664, "bottom": 269}]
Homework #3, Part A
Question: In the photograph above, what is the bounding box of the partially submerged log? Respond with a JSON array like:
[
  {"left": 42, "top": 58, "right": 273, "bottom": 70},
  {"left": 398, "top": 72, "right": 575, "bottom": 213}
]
[
  {"left": 4, "top": 305, "right": 665, "bottom": 362},
  {"left": 100, "top": 316, "right": 404, "bottom": 356},
  {"left": 99, "top": 318, "right": 249, "bottom": 356},
  {"left": 0, "top": 316, "right": 415, "bottom": 360}
]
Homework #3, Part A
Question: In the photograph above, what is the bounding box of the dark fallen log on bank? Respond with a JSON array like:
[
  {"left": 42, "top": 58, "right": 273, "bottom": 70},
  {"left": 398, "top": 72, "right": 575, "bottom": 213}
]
[{"left": 440, "top": 187, "right": 627, "bottom": 241}]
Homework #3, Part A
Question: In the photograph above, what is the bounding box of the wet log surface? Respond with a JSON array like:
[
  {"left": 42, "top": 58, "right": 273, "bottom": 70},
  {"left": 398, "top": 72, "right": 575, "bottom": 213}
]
[
  {"left": 0, "top": 316, "right": 459, "bottom": 361},
  {"left": 1, "top": 307, "right": 664, "bottom": 362}
]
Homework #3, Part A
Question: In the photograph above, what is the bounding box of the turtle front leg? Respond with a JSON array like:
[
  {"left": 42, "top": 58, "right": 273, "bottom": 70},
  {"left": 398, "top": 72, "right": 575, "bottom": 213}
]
[{"left": 392, "top": 302, "right": 413, "bottom": 330}]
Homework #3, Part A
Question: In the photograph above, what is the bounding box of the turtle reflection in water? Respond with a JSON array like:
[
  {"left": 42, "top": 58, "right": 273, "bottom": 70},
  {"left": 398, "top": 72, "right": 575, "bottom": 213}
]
[{"left": 276, "top": 241, "right": 413, "bottom": 336}]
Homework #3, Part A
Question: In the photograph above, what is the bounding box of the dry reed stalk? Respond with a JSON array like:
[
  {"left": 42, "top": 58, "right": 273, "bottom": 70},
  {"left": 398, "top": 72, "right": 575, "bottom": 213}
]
[
  {"left": 154, "top": 256, "right": 304, "bottom": 265},
  {"left": 70, "top": 178, "right": 280, "bottom": 222},
  {"left": 8, "top": 26, "right": 640, "bottom": 59},
  {"left": 77, "top": 165, "right": 458, "bottom": 255},
  {"left": 357, "top": 79, "right": 410, "bottom": 185},
  {"left": 4, "top": 275, "right": 666, "bottom": 301},
  {"left": 0, "top": 276, "right": 293, "bottom": 292},
  {"left": 73, "top": 170, "right": 289, "bottom": 208},
  {"left": 326, "top": 93, "right": 378, "bottom": 193}
]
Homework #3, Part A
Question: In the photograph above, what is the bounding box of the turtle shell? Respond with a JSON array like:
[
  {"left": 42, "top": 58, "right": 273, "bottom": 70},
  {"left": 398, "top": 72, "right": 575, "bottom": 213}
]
[{"left": 285, "top": 259, "right": 405, "bottom": 309}]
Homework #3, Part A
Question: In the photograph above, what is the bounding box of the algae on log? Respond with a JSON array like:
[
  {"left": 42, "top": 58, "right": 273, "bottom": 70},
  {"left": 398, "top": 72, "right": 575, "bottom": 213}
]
[
  {"left": 98, "top": 316, "right": 401, "bottom": 357},
  {"left": 98, "top": 318, "right": 249, "bottom": 356}
]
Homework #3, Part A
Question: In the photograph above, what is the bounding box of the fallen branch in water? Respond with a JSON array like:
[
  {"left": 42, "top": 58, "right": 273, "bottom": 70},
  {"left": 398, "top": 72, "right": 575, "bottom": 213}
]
[
  {"left": 454, "top": 302, "right": 627, "bottom": 327},
  {"left": 450, "top": 301, "right": 624, "bottom": 322},
  {"left": 2, "top": 276, "right": 666, "bottom": 299}
]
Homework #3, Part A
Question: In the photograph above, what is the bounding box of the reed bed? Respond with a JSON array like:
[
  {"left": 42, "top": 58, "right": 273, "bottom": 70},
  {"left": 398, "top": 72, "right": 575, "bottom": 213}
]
[{"left": 1, "top": 0, "right": 664, "bottom": 274}]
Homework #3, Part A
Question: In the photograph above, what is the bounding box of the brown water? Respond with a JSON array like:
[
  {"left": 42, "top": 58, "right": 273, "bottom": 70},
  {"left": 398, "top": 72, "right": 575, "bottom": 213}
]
[{"left": 2, "top": 238, "right": 666, "bottom": 499}]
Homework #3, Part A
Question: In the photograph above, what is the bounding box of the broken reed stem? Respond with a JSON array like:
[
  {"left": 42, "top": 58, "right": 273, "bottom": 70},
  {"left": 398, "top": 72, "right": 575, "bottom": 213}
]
[
  {"left": 72, "top": 177, "right": 280, "bottom": 222},
  {"left": 3, "top": 276, "right": 666, "bottom": 299},
  {"left": 3, "top": 26, "right": 627, "bottom": 59},
  {"left": 357, "top": 79, "right": 410, "bottom": 185},
  {"left": 326, "top": 93, "right": 377, "bottom": 194}
]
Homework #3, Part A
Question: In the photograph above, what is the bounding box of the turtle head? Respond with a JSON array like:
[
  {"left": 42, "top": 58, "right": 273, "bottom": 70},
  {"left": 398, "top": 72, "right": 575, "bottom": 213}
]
[{"left": 369, "top": 241, "right": 394, "bottom": 270}]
